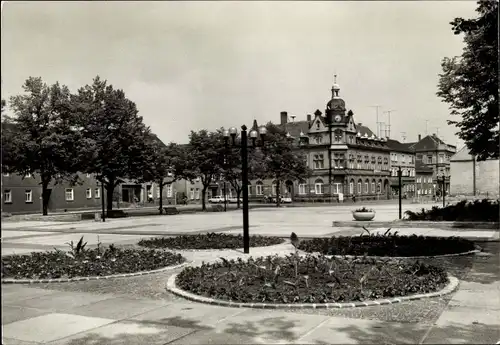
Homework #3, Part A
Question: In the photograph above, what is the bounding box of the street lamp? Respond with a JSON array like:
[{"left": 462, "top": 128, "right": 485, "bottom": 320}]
[
  {"left": 397, "top": 166, "right": 402, "bottom": 219},
  {"left": 437, "top": 175, "right": 446, "bottom": 207},
  {"left": 223, "top": 124, "right": 268, "bottom": 254}
]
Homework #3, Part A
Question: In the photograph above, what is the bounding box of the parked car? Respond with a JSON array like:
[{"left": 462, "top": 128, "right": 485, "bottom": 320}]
[{"left": 208, "top": 196, "right": 226, "bottom": 203}]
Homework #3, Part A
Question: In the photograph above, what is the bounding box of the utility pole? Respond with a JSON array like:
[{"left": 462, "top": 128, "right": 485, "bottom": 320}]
[
  {"left": 383, "top": 110, "right": 395, "bottom": 139},
  {"left": 398, "top": 166, "right": 402, "bottom": 219},
  {"left": 370, "top": 105, "right": 383, "bottom": 137},
  {"left": 425, "top": 120, "right": 429, "bottom": 136}
]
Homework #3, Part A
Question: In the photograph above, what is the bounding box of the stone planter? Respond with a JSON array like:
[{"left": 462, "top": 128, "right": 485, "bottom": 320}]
[{"left": 352, "top": 211, "right": 376, "bottom": 221}]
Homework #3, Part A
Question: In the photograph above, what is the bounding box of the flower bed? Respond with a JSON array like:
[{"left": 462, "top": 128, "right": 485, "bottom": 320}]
[
  {"left": 138, "top": 233, "right": 285, "bottom": 250},
  {"left": 405, "top": 199, "right": 499, "bottom": 222},
  {"left": 175, "top": 255, "right": 449, "bottom": 304},
  {"left": 298, "top": 231, "right": 475, "bottom": 257},
  {"left": 1, "top": 245, "right": 185, "bottom": 280}
]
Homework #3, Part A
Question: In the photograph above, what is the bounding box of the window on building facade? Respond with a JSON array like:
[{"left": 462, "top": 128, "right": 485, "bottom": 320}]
[
  {"left": 298, "top": 184, "right": 306, "bottom": 195},
  {"left": 427, "top": 155, "right": 433, "bottom": 164},
  {"left": 195, "top": 188, "right": 200, "bottom": 200},
  {"left": 313, "top": 154, "right": 324, "bottom": 169},
  {"left": 377, "top": 182, "right": 381, "bottom": 194},
  {"left": 364, "top": 155, "right": 369, "bottom": 169},
  {"left": 4, "top": 189, "right": 12, "bottom": 203},
  {"left": 256, "top": 182, "right": 263, "bottom": 195},
  {"left": 357, "top": 155, "right": 362, "bottom": 169},
  {"left": 439, "top": 155, "right": 444, "bottom": 163},
  {"left": 410, "top": 156, "right": 414, "bottom": 163},
  {"left": 357, "top": 181, "right": 362, "bottom": 195},
  {"left": 86, "top": 188, "right": 92, "bottom": 199},
  {"left": 190, "top": 188, "right": 195, "bottom": 200},
  {"left": 364, "top": 182, "right": 369, "bottom": 194},
  {"left": 314, "top": 136, "right": 322, "bottom": 144},
  {"left": 333, "top": 183, "right": 342, "bottom": 194},
  {"left": 333, "top": 130, "right": 343, "bottom": 143},
  {"left": 166, "top": 184, "right": 173, "bottom": 197},
  {"left": 25, "top": 189, "right": 33, "bottom": 203},
  {"left": 417, "top": 177, "right": 421, "bottom": 183},
  {"left": 271, "top": 183, "right": 277, "bottom": 196},
  {"left": 371, "top": 182, "right": 375, "bottom": 193},
  {"left": 349, "top": 182, "right": 354, "bottom": 195},
  {"left": 65, "top": 188, "right": 74, "bottom": 201},
  {"left": 333, "top": 153, "right": 345, "bottom": 169},
  {"left": 314, "top": 179, "right": 324, "bottom": 195},
  {"left": 95, "top": 188, "right": 100, "bottom": 199},
  {"left": 248, "top": 185, "right": 252, "bottom": 195},
  {"left": 156, "top": 187, "right": 161, "bottom": 199}
]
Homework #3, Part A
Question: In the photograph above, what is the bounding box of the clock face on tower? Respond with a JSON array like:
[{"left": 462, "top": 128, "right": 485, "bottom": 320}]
[{"left": 334, "top": 115, "right": 342, "bottom": 122}]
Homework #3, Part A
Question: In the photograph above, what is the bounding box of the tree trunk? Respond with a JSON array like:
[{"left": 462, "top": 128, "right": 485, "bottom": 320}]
[
  {"left": 159, "top": 181, "right": 164, "bottom": 215},
  {"left": 41, "top": 180, "right": 50, "bottom": 216},
  {"left": 106, "top": 182, "right": 114, "bottom": 212},
  {"left": 276, "top": 180, "right": 281, "bottom": 207},
  {"left": 236, "top": 188, "right": 242, "bottom": 209},
  {"left": 201, "top": 186, "right": 208, "bottom": 211}
]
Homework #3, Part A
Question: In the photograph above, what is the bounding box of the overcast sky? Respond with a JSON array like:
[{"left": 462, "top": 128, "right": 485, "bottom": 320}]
[{"left": 2, "top": 1, "right": 477, "bottom": 146}]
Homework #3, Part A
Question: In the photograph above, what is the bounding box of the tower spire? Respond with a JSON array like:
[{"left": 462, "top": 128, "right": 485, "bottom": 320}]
[{"left": 331, "top": 74, "right": 340, "bottom": 98}]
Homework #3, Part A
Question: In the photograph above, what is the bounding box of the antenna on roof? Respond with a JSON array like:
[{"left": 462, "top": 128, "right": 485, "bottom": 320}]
[
  {"left": 434, "top": 127, "right": 440, "bottom": 139},
  {"left": 425, "top": 120, "right": 429, "bottom": 136},
  {"left": 401, "top": 132, "right": 406, "bottom": 143},
  {"left": 369, "top": 105, "right": 383, "bottom": 137},
  {"left": 383, "top": 110, "right": 395, "bottom": 139}
]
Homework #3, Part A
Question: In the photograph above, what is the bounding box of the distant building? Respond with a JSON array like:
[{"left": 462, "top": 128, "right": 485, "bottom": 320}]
[
  {"left": 385, "top": 139, "right": 416, "bottom": 198},
  {"left": 406, "top": 134, "right": 456, "bottom": 196},
  {"left": 450, "top": 146, "right": 499, "bottom": 197}
]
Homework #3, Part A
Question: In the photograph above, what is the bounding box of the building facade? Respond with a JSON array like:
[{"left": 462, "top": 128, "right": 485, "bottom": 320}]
[
  {"left": 407, "top": 134, "right": 456, "bottom": 195},
  {"left": 385, "top": 139, "right": 416, "bottom": 198},
  {"left": 243, "top": 83, "right": 392, "bottom": 201},
  {"left": 450, "top": 146, "right": 499, "bottom": 197}
]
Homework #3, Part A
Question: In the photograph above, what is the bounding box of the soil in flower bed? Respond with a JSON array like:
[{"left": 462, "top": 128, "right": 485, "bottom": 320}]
[
  {"left": 138, "top": 233, "right": 285, "bottom": 250},
  {"left": 1, "top": 247, "right": 185, "bottom": 280},
  {"left": 175, "top": 255, "right": 449, "bottom": 304},
  {"left": 298, "top": 234, "right": 475, "bottom": 257}
]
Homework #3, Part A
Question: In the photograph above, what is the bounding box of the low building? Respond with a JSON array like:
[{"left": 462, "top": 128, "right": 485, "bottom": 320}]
[{"left": 450, "top": 146, "right": 499, "bottom": 197}]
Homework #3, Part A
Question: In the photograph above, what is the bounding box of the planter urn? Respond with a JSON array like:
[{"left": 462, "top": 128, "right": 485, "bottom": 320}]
[{"left": 352, "top": 211, "right": 376, "bottom": 221}]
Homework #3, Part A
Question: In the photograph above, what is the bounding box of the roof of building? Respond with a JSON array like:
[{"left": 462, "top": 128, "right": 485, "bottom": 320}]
[
  {"left": 385, "top": 139, "right": 415, "bottom": 153},
  {"left": 282, "top": 120, "right": 310, "bottom": 138},
  {"left": 355, "top": 124, "right": 376, "bottom": 138},
  {"left": 450, "top": 146, "right": 474, "bottom": 162},
  {"left": 408, "top": 134, "right": 455, "bottom": 152}
]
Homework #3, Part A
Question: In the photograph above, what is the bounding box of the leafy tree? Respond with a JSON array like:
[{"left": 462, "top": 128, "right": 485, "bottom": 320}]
[
  {"left": 255, "top": 122, "right": 311, "bottom": 207},
  {"left": 72, "top": 76, "right": 151, "bottom": 212},
  {"left": 2, "top": 77, "right": 80, "bottom": 215},
  {"left": 185, "top": 130, "right": 224, "bottom": 211},
  {"left": 142, "top": 137, "right": 194, "bottom": 214},
  {"left": 437, "top": 0, "right": 498, "bottom": 161}
]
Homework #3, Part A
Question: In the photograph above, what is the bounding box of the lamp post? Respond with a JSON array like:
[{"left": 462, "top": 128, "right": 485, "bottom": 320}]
[
  {"left": 438, "top": 175, "right": 446, "bottom": 207},
  {"left": 398, "top": 166, "right": 402, "bottom": 219},
  {"left": 223, "top": 124, "right": 268, "bottom": 254}
]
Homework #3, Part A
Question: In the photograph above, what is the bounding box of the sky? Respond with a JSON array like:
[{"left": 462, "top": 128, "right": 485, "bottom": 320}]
[{"left": 1, "top": 1, "right": 478, "bottom": 146}]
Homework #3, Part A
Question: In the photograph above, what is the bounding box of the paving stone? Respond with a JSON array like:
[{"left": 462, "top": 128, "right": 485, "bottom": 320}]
[
  {"left": 448, "top": 284, "right": 500, "bottom": 309},
  {"left": 49, "top": 320, "right": 194, "bottom": 345},
  {"left": 2, "top": 305, "right": 51, "bottom": 325},
  {"left": 168, "top": 329, "right": 283, "bottom": 344},
  {"left": 210, "top": 309, "right": 330, "bottom": 343},
  {"left": 8, "top": 291, "right": 115, "bottom": 311},
  {"left": 129, "top": 302, "right": 246, "bottom": 328},
  {"left": 2, "top": 286, "right": 59, "bottom": 304},
  {"left": 2, "top": 313, "right": 115, "bottom": 343},
  {"left": 65, "top": 296, "right": 169, "bottom": 320},
  {"left": 297, "top": 316, "right": 429, "bottom": 344}
]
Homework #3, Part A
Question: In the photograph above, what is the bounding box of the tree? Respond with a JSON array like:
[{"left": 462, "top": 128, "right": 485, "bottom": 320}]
[
  {"left": 2, "top": 77, "right": 80, "bottom": 215},
  {"left": 437, "top": 0, "right": 498, "bottom": 161},
  {"left": 142, "top": 137, "right": 194, "bottom": 214},
  {"left": 73, "top": 76, "right": 151, "bottom": 212},
  {"left": 185, "top": 130, "right": 224, "bottom": 211},
  {"left": 255, "top": 122, "right": 311, "bottom": 207}
]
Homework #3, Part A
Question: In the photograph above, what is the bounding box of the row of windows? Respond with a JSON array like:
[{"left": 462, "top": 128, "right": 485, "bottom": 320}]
[
  {"left": 3, "top": 172, "right": 94, "bottom": 178},
  {"left": 390, "top": 154, "right": 415, "bottom": 164},
  {"left": 3, "top": 188, "right": 100, "bottom": 204},
  {"left": 390, "top": 168, "right": 416, "bottom": 177}
]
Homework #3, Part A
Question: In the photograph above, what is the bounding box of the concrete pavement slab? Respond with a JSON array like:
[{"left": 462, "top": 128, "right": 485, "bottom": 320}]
[
  {"left": 129, "top": 302, "right": 246, "bottom": 328},
  {"left": 49, "top": 320, "right": 195, "bottom": 345},
  {"left": 167, "top": 329, "right": 272, "bottom": 344},
  {"left": 2, "top": 286, "right": 60, "bottom": 303},
  {"left": 2, "top": 313, "right": 115, "bottom": 343},
  {"left": 1, "top": 230, "right": 58, "bottom": 239},
  {"left": 2, "top": 305, "right": 52, "bottom": 325},
  {"left": 8, "top": 291, "right": 115, "bottom": 311},
  {"left": 65, "top": 296, "right": 170, "bottom": 320},
  {"left": 448, "top": 281, "right": 500, "bottom": 309},
  {"left": 296, "top": 316, "right": 429, "bottom": 344},
  {"left": 207, "top": 309, "right": 330, "bottom": 343}
]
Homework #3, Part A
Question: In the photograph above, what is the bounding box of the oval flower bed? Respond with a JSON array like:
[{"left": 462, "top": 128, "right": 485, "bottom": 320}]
[
  {"left": 138, "top": 233, "right": 285, "bottom": 250},
  {"left": 298, "top": 232, "right": 475, "bottom": 257},
  {"left": 175, "top": 254, "right": 449, "bottom": 304},
  {"left": 1, "top": 245, "right": 185, "bottom": 280}
]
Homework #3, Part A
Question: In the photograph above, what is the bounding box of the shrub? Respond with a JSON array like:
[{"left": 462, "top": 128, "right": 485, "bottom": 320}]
[
  {"left": 354, "top": 207, "right": 374, "bottom": 212},
  {"left": 175, "top": 255, "right": 449, "bottom": 304},
  {"left": 404, "top": 199, "right": 499, "bottom": 222},
  {"left": 138, "top": 233, "right": 285, "bottom": 250}
]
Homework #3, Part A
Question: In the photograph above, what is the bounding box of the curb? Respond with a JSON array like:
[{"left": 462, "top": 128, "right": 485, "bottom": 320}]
[
  {"left": 146, "top": 241, "right": 289, "bottom": 253},
  {"left": 1, "top": 261, "right": 190, "bottom": 285},
  {"left": 166, "top": 273, "right": 459, "bottom": 309},
  {"left": 320, "top": 249, "right": 481, "bottom": 260},
  {"left": 332, "top": 220, "right": 499, "bottom": 230}
]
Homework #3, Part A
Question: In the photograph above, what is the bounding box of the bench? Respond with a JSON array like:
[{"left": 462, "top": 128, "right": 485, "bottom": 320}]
[
  {"left": 163, "top": 206, "right": 179, "bottom": 215},
  {"left": 211, "top": 204, "right": 224, "bottom": 212}
]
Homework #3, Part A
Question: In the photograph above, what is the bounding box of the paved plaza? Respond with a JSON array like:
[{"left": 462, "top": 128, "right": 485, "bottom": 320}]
[{"left": 2, "top": 203, "right": 500, "bottom": 344}]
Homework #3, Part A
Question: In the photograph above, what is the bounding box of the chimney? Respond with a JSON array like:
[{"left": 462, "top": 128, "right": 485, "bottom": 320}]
[
  {"left": 280, "top": 111, "right": 288, "bottom": 125},
  {"left": 357, "top": 123, "right": 362, "bottom": 126},
  {"left": 418, "top": 134, "right": 422, "bottom": 141},
  {"left": 307, "top": 114, "right": 312, "bottom": 123}
]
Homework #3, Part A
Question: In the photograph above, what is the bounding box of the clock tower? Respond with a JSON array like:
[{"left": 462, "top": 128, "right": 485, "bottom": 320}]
[{"left": 325, "top": 76, "right": 346, "bottom": 126}]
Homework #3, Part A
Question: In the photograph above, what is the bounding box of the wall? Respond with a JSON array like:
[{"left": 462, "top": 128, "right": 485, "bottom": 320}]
[{"left": 451, "top": 159, "right": 499, "bottom": 196}]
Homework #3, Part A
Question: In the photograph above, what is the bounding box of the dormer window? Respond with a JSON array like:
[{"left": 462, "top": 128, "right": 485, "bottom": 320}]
[
  {"left": 316, "top": 121, "right": 320, "bottom": 129},
  {"left": 314, "top": 136, "right": 323, "bottom": 144}
]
